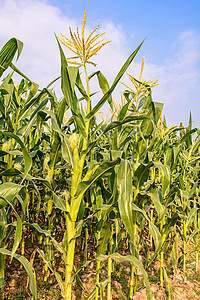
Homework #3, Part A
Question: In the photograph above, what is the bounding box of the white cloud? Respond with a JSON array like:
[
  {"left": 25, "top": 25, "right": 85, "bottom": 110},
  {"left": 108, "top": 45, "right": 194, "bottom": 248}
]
[
  {"left": 0, "top": 0, "right": 199, "bottom": 127},
  {"left": 124, "top": 30, "right": 200, "bottom": 127},
  {"left": 0, "top": 0, "right": 78, "bottom": 86},
  {"left": 148, "top": 30, "right": 200, "bottom": 127}
]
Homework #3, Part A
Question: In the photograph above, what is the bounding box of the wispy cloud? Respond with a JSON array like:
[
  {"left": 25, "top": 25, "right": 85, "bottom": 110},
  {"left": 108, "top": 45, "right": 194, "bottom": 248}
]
[
  {"left": 0, "top": 0, "right": 199, "bottom": 127},
  {"left": 145, "top": 30, "right": 200, "bottom": 126},
  {"left": 0, "top": 0, "right": 77, "bottom": 85}
]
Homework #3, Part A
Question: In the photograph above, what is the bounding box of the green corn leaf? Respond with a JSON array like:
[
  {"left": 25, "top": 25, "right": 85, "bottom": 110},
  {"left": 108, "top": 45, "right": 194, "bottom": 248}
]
[
  {"left": 0, "top": 253, "right": 4, "bottom": 291},
  {"left": 140, "top": 119, "right": 154, "bottom": 137},
  {"left": 11, "top": 215, "right": 22, "bottom": 261},
  {"left": 0, "top": 248, "right": 37, "bottom": 299},
  {"left": 0, "top": 132, "right": 32, "bottom": 182},
  {"left": 132, "top": 202, "right": 162, "bottom": 264},
  {"left": 163, "top": 214, "right": 178, "bottom": 236},
  {"left": 10, "top": 62, "right": 35, "bottom": 83},
  {"left": 163, "top": 267, "right": 172, "bottom": 300},
  {"left": 56, "top": 36, "right": 78, "bottom": 112},
  {"left": 0, "top": 183, "right": 23, "bottom": 208},
  {"left": 71, "top": 158, "right": 121, "bottom": 221},
  {"left": 111, "top": 150, "right": 123, "bottom": 160},
  {"left": 81, "top": 114, "right": 146, "bottom": 156},
  {"left": 56, "top": 97, "right": 69, "bottom": 127},
  {"left": 117, "top": 159, "right": 134, "bottom": 243},
  {"left": 154, "top": 102, "right": 164, "bottom": 124},
  {"left": 0, "top": 168, "right": 21, "bottom": 177},
  {"left": 0, "top": 196, "right": 23, "bottom": 260},
  {"left": 56, "top": 37, "right": 87, "bottom": 136},
  {"left": 148, "top": 189, "right": 165, "bottom": 218},
  {"left": 46, "top": 76, "right": 61, "bottom": 89},
  {"left": 117, "top": 102, "right": 130, "bottom": 121},
  {"left": 185, "top": 111, "right": 193, "bottom": 148},
  {"left": 40, "top": 109, "right": 62, "bottom": 171},
  {"left": 74, "top": 158, "right": 121, "bottom": 200},
  {"left": 73, "top": 112, "right": 87, "bottom": 138},
  {"left": 186, "top": 228, "right": 200, "bottom": 247},
  {"left": 148, "top": 222, "right": 162, "bottom": 265},
  {"left": 24, "top": 222, "right": 50, "bottom": 236},
  {"left": 52, "top": 192, "right": 70, "bottom": 214},
  {"left": 0, "top": 95, "right": 14, "bottom": 132},
  {"left": 42, "top": 109, "right": 62, "bottom": 134},
  {"left": 86, "top": 40, "right": 145, "bottom": 120},
  {"left": 75, "top": 71, "right": 89, "bottom": 101},
  {"left": 133, "top": 162, "right": 154, "bottom": 190},
  {"left": 26, "top": 174, "right": 52, "bottom": 190},
  {"left": 16, "top": 194, "right": 26, "bottom": 215},
  {"left": 24, "top": 222, "right": 67, "bottom": 261},
  {"left": 18, "top": 88, "right": 49, "bottom": 122},
  {"left": 104, "top": 114, "right": 146, "bottom": 133},
  {"left": 140, "top": 97, "right": 163, "bottom": 136},
  {"left": 68, "top": 66, "right": 79, "bottom": 92},
  {"left": 85, "top": 288, "right": 96, "bottom": 300},
  {"left": 61, "top": 135, "right": 73, "bottom": 166},
  {"left": 97, "top": 253, "right": 151, "bottom": 300},
  {"left": 96, "top": 221, "right": 112, "bottom": 256},
  {"left": 89, "top": 70, "right": 113, "bottom": 109},
  {"left": 86, "top": 279, "right": 110, "bottom": 300},
  {"left": 20, "top": 99, "right": 49, "bottom": 138},
  {"left": 154, "top": 161, "right": 170, "bottom": 198},
  {"left": 38, "top": 249, "right": 65, "bottom": 298},
  {"left": 0, "top": 208, "right": 7, "bottom": 229},
  {"left": 180, "top": 128, "right": 197, "bottom": 143},
  {"left": 186, "top": 207, "right": 198, "bottom": 229},
  {"left": 0, "top": 38, "right": 23, "bottom": 77},
  {"left": 41, "top": 109, "right": 73, "bottom": 166},
  {"left": 0, "top": 150, "right": 22, "bottom": 157}
]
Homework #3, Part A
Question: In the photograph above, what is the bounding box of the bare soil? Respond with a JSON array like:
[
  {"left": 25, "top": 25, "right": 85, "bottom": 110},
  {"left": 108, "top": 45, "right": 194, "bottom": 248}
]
[{"left": 1, "top": 238, "right": 200, "bottom": 299}]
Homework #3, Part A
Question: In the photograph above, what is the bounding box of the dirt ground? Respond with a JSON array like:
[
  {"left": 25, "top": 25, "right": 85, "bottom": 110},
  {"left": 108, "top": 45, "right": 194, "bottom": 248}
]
[{"left": 1, "top": 239, "right": 200, "bottom": 299}]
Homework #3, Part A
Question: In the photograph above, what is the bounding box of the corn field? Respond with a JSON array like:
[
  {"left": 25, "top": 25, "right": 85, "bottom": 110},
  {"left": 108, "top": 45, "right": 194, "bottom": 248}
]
[{"left": 0, "top": 12, "right": 200, "bottom": 300}]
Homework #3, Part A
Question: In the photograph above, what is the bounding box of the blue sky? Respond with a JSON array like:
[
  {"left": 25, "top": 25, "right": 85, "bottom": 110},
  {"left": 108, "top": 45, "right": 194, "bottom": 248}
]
[
  {"left": 48, "top": 0, "right": 200, "bottom": 64},
  {"left": 0, "top": 0, "right": 199, "bottom": 127}
]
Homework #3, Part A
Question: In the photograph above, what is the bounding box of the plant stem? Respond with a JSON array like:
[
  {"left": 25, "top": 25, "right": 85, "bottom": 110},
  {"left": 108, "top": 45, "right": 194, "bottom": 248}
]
[
  {"left": 183, "top": 218, "right": 187, "bottom": 276},
  {"left": 107, "top": 256, "right": 112, "bottom": 300},
  {"left": 150, "top": 209, "right": 153, "bottom": 249},
  {"left": 160, "top": 251, "right": 164, "bottom": 288},
  {"left": 0, "top": 253, "right": 5, "bottom": 295},
  {"left": 64, "top": 60, "right": 91, "bottom": 297},
  {"left": 77, "top": 65, "right": 90, "bottom": 182},
  {"left": 194, "top": 200, "right": 199, "bottom": 273},
  {"left": 95, "top": 260, "right": 101, "bottom": 300},
  {"left": 21, "top": 225, "right": 25, "bottom": 269},
  {"left": 130, "top": 221, "right": 138, "bottom": 298},
  {"left": 172, "top": 231, "right": 178, "bottom": 275},
  {"left": 65, "top": 217, "right": 76, "bottom": 300},
  {"left": 160, "top": 216, "right": 166, "bottom": 288},
  {"left": 129, "top": 263, "right": 135, "bottom": 299}
]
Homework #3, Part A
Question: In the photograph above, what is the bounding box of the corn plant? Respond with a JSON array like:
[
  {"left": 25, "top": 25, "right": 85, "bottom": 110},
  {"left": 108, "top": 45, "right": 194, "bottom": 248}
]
[
  {"left": 0, "top": 38, "right": 39, "bottom": 299},
  {"left": 1, "top": 12, "right": 200, "bottom": 300},
  {"left": 21, "top": 11, "right": 144, "bottom": 300}
]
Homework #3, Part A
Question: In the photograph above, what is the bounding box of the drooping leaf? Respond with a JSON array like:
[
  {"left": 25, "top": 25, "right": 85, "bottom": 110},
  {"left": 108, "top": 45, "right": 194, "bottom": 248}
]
[
  {"left": 71, "top": 158, "right": 121, "bottom": 220},
  {"left": 154, "top": 161, "right": 170, "bottom": 197},
  {"left": 97, "top": 253, "right": 152, "bottom": 300},
  {"left": 0, "top": 132, "right": 32, "bottom": 182},
  {"left": 117, "top": 159, "right": 134, "bottom": 243},
  {"left": 0, "top": 248, "right": 37, "bottom": 299},
  {"left": 0, "top": 183, "right": 23, "bottom": 208},
  {"left": 38, "top": 249, "right": 65, "bottom": 298},
  {"left": 0, "top": 38, "right": 23, "bottom": 77}
]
